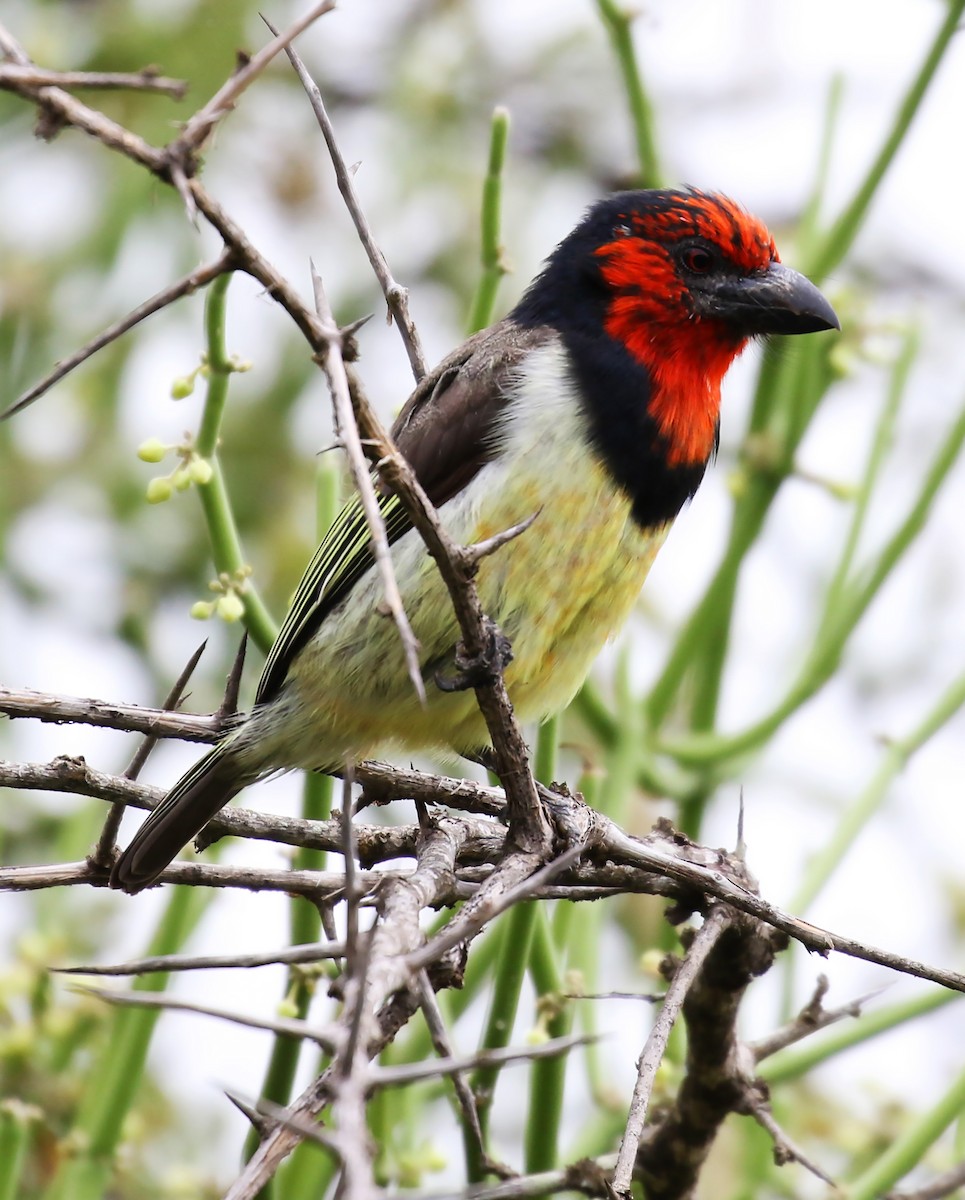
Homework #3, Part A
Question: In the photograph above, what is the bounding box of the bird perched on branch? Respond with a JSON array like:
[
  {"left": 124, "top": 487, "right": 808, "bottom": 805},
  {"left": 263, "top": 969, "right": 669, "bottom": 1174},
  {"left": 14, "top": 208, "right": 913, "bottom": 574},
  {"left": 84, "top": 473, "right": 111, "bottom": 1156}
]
[{"left": 111, "top": 188, "right": 838, "bottom": 893}]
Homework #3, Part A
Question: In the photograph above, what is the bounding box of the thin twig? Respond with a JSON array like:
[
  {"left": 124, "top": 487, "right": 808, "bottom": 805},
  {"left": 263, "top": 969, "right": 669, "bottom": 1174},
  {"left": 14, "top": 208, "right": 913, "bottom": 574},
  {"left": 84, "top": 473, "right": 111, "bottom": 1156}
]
[
  {"left": 91, "top": 640, "right": 208, "bottom": 868},
  {"left": 56, "top": 940, "right": 346, "bottom": 976},
  {"left": 340, "top": 764, "right": 361, "bottom": 966},
  {"left": 414, "top": 969, "right": 497, "bottom": 1174},
  {"left": 225, "top": 1092, "right": 342, "bottom": 1156},
  {"left": 165, "top": 1, "right": 337, "bottom": 172},
  {"left": 611, "top": 908, "right": 730, "bottom": 1197},
  {"left": 887, "top": 1160, "right": 965, "bottom": 1200},
  {"left": 342, "top": 367, "right": 551, "bottom": 856},
  {"left": 746, "top": 1097, "right": 836, "bottom": 1187},
  {"left": 751, "top": 977, "right": 884, "bottom": 1062},
  {"left": 1, "top": 252, "right": 234, "bottom": 420},
  {"left": 369, "top": 1030, "right": 597, "bottom": 1090},
  {"left": 77, "top": 984, "right": 339, "bottom": 1049},
  {"left": 311, "top": 266, "right": 426, "bottom": 702},
  {"left": 271, "top": 19, "right": 427, "bottom": 381},
  {"left": 0, "top": 63, "right": 188, "bottom": 96},
  {"left": 404, "top": 845, "right": 585, "bottom": 973}
]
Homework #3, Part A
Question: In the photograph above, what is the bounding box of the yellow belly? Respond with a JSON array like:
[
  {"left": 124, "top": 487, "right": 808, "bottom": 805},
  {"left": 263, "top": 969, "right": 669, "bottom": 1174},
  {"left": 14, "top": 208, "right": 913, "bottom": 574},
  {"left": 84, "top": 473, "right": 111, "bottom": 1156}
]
[
  {"left": 273, "top": 342, "right": 671, "bottom": 767},
  {"left": 277, "top": 453, "right": 666, "bottom": 764}
]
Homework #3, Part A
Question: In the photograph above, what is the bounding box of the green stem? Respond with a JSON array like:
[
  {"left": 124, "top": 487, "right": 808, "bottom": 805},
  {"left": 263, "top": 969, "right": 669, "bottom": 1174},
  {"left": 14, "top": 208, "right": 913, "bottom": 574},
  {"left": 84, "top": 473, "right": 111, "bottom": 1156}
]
[
  {"left": 467, "top": 107, "right": 511, "bottom": 335},
  {"left": 791, "top": 667, "right": 965, "bottom": 915},
  {"left": 658, "top": 384, "right": 965, "bottom": 773},
  {"left": 822, "top": 328, "right": 916, "bottom": 620},
  {"left": 595, "top": 0, "right": 662, "bottom": 187},
  {"left": 846, "top": 1061, "right": 965, "bottom": 1200},
  {"left": 796, "top": 73, "right": 844, "bottom": 263},
  {"left": 806, "top": 0, "right": 965, "bottom": 283},
  {"left": 0, "top": 1101, "right": 37, "bottom": 1200},
  {"left": 244, "top": 462, "right": 341, "bottom": 1180},
  {"left": 196, "top": 272, "right": 277, "bottom": 653},
  {"left": 43, "top": 887, "right": 209, "bottom": 1200}
]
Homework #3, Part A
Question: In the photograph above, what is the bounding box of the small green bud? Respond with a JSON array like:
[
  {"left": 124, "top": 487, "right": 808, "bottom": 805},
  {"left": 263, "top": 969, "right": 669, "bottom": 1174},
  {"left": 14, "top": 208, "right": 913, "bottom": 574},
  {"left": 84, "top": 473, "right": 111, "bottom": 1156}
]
[
  {"left": 146, "top": 476, "right": 173, "bottom": 504},
  {"left": 190, "top": 600, "right": 214, "bottom": 620},
  {"left": 137, "top": 437, "right": 168, "bottom": 463},
  {"left": 423, "top": 1147, "right": 447, "bottom": 1172},
  {"left": 277, "top": 998, "right": 299, "bottom": 1019},
  {"left": 172, "top": 468, "right": 192, "bottom": 492},
  {"left": 171, "top": 375, "right": 195, "bottom": 399},
  {"left": 188, "top": 457, "right": 213, "bottom": 485},
  {"left": 639, "top": 949, "right": 665, "bottom": 980},
  {"left": 525, "top": 1025, "right": 550, "bottom": 1046},
  {"left": 216, "top": 593, "right": 245, "bottom": 623}
]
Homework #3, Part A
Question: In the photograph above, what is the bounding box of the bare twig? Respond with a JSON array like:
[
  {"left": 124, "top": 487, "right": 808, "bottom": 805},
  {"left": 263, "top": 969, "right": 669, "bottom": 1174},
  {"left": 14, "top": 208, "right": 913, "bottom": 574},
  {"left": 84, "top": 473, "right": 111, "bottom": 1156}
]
[
  {"left": 887, "top": 1160, "right": 965, "bottom": 1200},
  {"left": 56, "top": 940, "right": 346, "bottom": 976},
  {"left": 369, "top": 1030, "right": 596, "bottom": 1090},
  {"left": 77, "top": 984, "right": 339, "bottom": 1049},
  {"left": 5, "top": 734, "right": 965, "bottom": 994},
  {"left": 414, "top": 969, "right": 499, "bottom": 1175},
  {"left": 271, "top": 20, "right": 427, "bottom": 381},
  {"left": 751, "top": 976, "right": 883, "bottom": 1062},
  {"left": 91, "top": 640, "right": 209, "bottom": 868},
  {"left": 746, "top": 1096, "right": 836, "bottom": 1186},
  {"left": 0, "top": 63, "right": 187, "bottom": 96},
  {"left": 611, "top": 908, "right": 730, "bottom": 1197},
  {"left": 226, "top": 1092, "right": 342, "bottom": 1156},
  {"left": 404, "top": 844, "right": 585, "bottom": 974},
  {"left": 163, "top": 0, "right": 336, "bottom": 221},
  {"left": 311, "top": 267, "right": 425, "bottom": 702},
  {"left": 343, "top": 368, "right": 552, "bottom": 858},
  {"left": 1, "top": 253, "right": 235, "bottom": 420}
]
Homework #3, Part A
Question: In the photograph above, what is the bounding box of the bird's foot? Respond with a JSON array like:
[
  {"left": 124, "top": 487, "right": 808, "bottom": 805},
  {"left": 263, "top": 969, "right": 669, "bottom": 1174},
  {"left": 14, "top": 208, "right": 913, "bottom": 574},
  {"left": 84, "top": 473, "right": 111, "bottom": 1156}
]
[{"left": 433, "top": 621, "right": 514, "bottom": 692}]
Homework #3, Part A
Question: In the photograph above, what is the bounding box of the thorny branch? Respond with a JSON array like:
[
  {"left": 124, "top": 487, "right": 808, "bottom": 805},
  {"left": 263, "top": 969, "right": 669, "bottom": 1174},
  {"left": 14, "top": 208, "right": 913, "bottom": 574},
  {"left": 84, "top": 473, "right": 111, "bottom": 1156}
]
[{"left": 2, "top": 15, "right": 961, "bottom": 1200}]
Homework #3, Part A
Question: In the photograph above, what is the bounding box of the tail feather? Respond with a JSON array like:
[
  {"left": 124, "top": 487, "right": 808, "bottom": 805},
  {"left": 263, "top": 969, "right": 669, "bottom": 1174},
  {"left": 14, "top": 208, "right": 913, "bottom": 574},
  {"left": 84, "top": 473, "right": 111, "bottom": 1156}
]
[{"left": 110, "top": 745, "right": 248, "bottom": 894}]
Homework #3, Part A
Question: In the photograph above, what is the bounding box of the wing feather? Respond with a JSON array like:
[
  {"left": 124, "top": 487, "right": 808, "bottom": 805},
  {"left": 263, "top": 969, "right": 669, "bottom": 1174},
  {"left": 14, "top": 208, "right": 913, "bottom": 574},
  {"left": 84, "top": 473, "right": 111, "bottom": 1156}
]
[{"left": 254, "top": 319, "right": 551, "bottom": 705}]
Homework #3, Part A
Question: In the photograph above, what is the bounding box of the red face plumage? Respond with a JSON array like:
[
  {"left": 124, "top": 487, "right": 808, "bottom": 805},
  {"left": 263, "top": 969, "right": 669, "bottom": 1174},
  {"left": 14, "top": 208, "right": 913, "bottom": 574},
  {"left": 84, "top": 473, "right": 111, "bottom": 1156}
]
[{"left": 593, "top": 191, "right": 780, "bottom": 466}]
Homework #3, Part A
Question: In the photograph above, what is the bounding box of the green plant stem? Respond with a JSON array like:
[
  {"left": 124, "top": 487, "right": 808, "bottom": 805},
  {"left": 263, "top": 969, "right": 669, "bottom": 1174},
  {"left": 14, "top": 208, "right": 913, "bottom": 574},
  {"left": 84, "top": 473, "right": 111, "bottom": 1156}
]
[
  {"left": 822, "top": 329, "right": 916, "bottom": 619},
  {"left": 792, "top": 667, "right": 965, "bottom": 915},
  {"left": 595, "top": 0, "right": 662, "bottom": 187},
  {"left": 806, "top": 0, "right": 965, "bottom": 283},
  {"left": 643, "top": 0, "right": 963, "bottom": 764},
  {"left": 761, "top": 988, "right": 960, "bottom": 1087},
  {"left": 846, "top": 1061, "right": 965, "bottom": 1200},
  {"left": 522, "top": 717, "right": 571, "bottom": 1173},
  {"left": 796, "top": 73, "right": 844, "bottom": 263},
  {"left": 196, "top": 271, "right": 276, "bottom": 653},
  {"left": 467, "top": 107, "right": 511, "bottom": 335},
  {"left": 467, "top": 902, "right": 537, "bottom": 1181},
  {"left": 247, "top": 463, "right": 341, "bottom": 1186},
  {"left": 657, "top": 387, "right": 965, "bottom": 773},
  {"left": 0, "top": 1101, "right": 36, "bottom": 1200},
  {"left": 465, "top": 718, "right": 561, "bottom": 1180},
  {"left": 42, "top": 886, "right": 209, "bottom": 1200}
]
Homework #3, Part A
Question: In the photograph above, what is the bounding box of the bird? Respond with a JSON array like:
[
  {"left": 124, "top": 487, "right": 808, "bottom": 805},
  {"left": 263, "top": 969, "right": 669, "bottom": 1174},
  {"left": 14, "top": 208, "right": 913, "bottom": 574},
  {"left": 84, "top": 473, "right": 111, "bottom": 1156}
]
[{"left": 110, "top": 188, "right": 838, "bottom": 893}]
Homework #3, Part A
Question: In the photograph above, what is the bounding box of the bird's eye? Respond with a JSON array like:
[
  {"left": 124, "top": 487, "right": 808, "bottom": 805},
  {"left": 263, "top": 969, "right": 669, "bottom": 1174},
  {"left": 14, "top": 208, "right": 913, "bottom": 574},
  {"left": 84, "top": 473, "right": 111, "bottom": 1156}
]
[{"left": 681, "top": 246, "right": 715, "bottom": 274}]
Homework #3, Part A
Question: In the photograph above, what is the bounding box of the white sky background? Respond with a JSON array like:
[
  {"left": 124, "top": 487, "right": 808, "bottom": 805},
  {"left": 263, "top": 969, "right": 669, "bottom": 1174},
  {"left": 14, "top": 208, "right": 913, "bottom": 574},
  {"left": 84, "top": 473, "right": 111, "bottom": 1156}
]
[{"left": 3, "top": 0, "right": 965, "bottom": 1190}]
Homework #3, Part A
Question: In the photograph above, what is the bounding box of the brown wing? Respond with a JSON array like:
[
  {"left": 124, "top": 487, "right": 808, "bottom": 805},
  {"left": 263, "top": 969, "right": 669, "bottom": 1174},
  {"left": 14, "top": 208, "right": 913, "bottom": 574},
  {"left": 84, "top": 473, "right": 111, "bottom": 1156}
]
[
  {"left": 390, "top": 319, "right": 552, "bottom": 506},
  {"left": 255, "top": 319, "right": 550, "bottom": 705}
]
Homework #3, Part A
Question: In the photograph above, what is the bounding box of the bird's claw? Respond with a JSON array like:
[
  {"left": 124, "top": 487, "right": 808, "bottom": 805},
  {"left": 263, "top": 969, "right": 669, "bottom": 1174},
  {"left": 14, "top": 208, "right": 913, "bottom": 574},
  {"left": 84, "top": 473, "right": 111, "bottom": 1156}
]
[{"left": 433, "top": 623, "right": 514, "bottom": 692}]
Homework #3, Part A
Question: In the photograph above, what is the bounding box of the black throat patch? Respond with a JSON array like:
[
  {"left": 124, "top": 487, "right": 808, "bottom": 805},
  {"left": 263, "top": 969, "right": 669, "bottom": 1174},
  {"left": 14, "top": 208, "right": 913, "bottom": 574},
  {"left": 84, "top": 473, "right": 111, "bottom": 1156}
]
[{"left": 538, "top": 321, "right": 713, "bottom": 531}]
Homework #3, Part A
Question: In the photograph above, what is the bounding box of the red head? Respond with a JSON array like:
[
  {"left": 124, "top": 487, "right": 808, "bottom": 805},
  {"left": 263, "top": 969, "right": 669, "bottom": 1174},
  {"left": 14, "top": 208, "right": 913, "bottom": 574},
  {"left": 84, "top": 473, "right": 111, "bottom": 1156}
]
[{"left": 514, "top": 189, "right": 838, "bottom": 469}]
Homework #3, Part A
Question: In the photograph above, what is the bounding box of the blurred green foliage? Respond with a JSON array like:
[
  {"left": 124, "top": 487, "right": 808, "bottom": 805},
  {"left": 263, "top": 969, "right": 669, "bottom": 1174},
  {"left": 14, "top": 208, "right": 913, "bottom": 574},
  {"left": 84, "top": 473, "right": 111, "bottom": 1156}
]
[{"left": 4, "top": 1, "right": 965, "bottom": 1198}]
